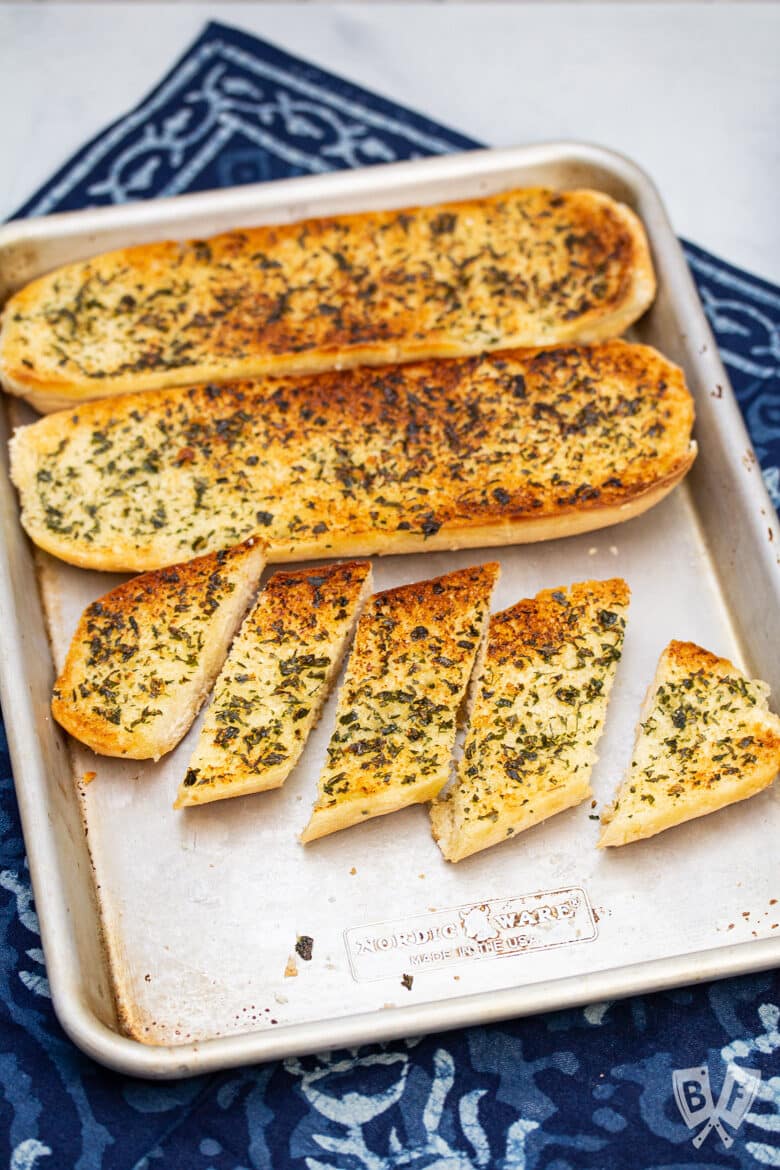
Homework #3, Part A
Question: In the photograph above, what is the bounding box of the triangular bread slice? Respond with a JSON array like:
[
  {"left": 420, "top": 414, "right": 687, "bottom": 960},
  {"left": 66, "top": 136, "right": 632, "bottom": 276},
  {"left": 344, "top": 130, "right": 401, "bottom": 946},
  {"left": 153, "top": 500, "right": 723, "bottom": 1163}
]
[
  {"left": 51, "top": 537, "right": 266, "bottom": 760},
  {"left": 431, "top": 578, "right": 629, "bottom": 862},
  {"left": 300, "top": 563, "right": 500, "bottom": 842},
  {"left": 599, "top": 640, "right": 780, "bottom": 847},
  {"left": 176, "top": 561, "right": 372, "bottom": 807}
]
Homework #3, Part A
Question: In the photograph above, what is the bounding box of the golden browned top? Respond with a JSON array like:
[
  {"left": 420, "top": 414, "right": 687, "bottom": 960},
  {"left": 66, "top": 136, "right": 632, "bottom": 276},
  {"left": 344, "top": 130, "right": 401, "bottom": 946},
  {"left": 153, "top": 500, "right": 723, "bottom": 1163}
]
[
  {"left": 180, "top": 560, "right": 371, "bottom": 799},
  {"left": 664, "top": 639, "right": 731, "bottom": 675},
  {"left": 0, "top": 187, "right": 655, "bottom": 410},
  {"left": 615, "top": 640, "right": 780, "bottom": 807},
  {"left": 312, "top": 563, "right": 499, "bottom": 810},
  {"left": 225, "top": 560, "right": 371, "bottom": 646},
  {"left": 10, "top": 341, "right": 695, "bottom": 572},
  {"left": 441, "top": 578, "right": 629, "bottom": 833},
  {"left": 51, "top": 537, "right": 265, "bottom": 757},
  {"left": 489, "top": 577, "right": 630, "bottom": 665},
  {"left": 598, "top": 639, "right": 780, "bottom": 845}
]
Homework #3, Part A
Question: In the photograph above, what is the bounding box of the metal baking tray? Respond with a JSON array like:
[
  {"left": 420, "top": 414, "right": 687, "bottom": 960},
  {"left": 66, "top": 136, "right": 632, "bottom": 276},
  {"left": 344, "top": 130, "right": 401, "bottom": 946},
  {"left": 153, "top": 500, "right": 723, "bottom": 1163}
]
[{"left": 0, "top": 144, "right": 778, "bottom": 1078}]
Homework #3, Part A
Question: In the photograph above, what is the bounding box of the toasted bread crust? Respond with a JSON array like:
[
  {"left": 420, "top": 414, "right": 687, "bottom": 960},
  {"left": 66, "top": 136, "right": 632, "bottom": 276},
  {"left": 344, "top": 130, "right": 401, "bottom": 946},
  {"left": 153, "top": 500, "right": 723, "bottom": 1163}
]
[
  {"left": 431, "top": 579, "right": 629, "bottom": 861},
  {"left": 51, "top": 538, "right": 266, "bottom": 759},
  {"left": 300, "top": 563, "right": 500, "bottom": 842},
  {"left": 599, "top": 640, "right": 780, "bottom": 846},
  {"left": 176, "top": 561, "right": 372, "bottom": 807},
  {"left": 10, "top": 341, "right": 695, "bottom": 573},
  {"left": 0, "top": 188, "right": 655, "bottom": 411}
]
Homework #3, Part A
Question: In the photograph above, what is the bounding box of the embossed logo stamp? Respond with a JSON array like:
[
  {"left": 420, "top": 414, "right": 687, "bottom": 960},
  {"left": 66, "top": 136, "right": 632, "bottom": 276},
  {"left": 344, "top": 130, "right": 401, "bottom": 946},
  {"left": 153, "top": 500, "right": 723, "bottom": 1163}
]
[
  {"left": 345, "top": 886, "right": 596, "bottom": 982},
  {"left": 673, "top": 1063, "right": 761, "bottom": 1149}
]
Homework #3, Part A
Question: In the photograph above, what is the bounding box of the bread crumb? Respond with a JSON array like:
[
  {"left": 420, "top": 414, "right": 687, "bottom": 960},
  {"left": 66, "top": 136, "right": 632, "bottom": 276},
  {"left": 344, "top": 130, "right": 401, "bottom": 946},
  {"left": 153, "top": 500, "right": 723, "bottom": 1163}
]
[
  {"left": 82, "top": 771, "right": 97, "bottom": 785},
  {"left": 284, "top": 956, "right": 298, "bottom": 978}
]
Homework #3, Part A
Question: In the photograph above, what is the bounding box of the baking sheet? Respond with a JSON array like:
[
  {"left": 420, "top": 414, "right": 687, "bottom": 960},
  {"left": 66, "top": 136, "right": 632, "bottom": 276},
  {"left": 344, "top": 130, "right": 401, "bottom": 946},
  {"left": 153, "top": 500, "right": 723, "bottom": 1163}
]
[{"left": 0, "top": 143, "right": 778, "bottom": 1076}]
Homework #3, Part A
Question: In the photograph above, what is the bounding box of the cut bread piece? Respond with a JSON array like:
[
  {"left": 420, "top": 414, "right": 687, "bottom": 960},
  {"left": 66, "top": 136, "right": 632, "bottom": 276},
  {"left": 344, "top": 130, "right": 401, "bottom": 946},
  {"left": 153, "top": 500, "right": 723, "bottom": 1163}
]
[
  {"left": 10, "top": 341, "right": 696, "bottom": 573},
  {"left": 175, "top": 561, "right": 372, "bottom": 807},
  {"left": 599, "top": 641, "right": 780, "bottom": 847},
  {"left": 431, "top": 579, "right": 630, "bottom": 862},
  {"left": 51, "top": 538, "right": 266, "bottom": 760},
  {"left": 0, "top": 187, "right": 655, "bottom": 412},
  {"left": 300, "top": 563, "right": 500, "bottom": 842}
]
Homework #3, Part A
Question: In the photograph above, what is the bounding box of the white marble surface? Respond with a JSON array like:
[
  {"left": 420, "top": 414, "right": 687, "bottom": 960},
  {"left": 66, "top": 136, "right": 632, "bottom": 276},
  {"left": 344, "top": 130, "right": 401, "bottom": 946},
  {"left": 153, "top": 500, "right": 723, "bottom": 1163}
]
[{"left": 0, "top": 2, "right": 778, "bottom": 281}]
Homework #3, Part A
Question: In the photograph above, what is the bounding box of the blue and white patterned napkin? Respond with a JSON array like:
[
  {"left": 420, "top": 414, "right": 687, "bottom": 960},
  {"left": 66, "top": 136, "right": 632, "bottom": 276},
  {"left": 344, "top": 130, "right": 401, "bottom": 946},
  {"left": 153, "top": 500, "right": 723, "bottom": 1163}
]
[{"left": 2, "top": 20, "right": 778, "bottom": 1170}]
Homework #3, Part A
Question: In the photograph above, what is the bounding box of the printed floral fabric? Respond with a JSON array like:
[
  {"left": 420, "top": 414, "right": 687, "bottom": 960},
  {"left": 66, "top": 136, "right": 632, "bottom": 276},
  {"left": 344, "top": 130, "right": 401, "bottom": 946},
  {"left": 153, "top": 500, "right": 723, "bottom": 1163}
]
[{"left": 2, "top": 20, "right": 778, "bottom": 1169}]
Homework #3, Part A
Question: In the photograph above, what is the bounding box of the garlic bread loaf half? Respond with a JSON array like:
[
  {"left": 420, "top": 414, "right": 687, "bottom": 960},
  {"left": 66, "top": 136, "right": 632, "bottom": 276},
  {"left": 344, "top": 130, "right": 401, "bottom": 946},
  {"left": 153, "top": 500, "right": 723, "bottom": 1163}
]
[
  {"left": 176, "top": 561, "right": 372, "bottom": 807},
  {"left": 431, "top": 579, "right": 629, "bottom": 862},
  {"left": 599, "top": 641, "right": 780, "bottom": 847},
  {"left": 301, "top": 563, "right": 500, "bottom": 843},
  {"left": 52, "top": 537, "right": 266, "bottom": 760},
  {"left": 0, "top": 188, "right": 655, "bottom": 412},
  {"left": 10, "top": 342, "right": 695, "bottom": 573}
]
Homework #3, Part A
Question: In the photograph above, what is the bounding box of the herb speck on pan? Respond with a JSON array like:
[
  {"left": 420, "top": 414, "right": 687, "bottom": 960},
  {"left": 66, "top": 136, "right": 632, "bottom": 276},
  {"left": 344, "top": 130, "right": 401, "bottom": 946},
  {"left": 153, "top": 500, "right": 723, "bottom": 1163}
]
[{"left": 295, "top": 935, "right": 314, "bottom": 962}]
